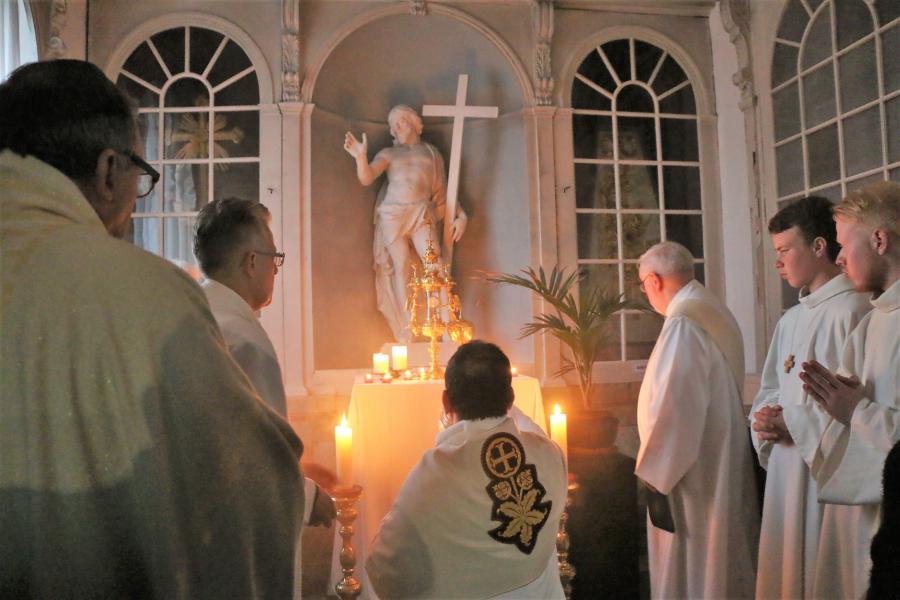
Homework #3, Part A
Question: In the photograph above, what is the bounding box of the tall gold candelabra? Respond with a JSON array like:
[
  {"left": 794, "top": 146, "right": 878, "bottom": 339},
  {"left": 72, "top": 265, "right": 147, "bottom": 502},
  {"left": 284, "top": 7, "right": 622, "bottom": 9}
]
[
  {"left": 332, "top": 485, "right": 363, "bottom": 600},
  {"left": 406, "top": 227, "right": 473, "bottom": 378}
]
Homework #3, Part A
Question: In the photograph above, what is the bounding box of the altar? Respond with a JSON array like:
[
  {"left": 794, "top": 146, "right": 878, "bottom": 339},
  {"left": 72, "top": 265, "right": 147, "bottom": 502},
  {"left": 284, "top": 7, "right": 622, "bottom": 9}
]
[{"left": 330, "top": 375, "right": 547, "bottom": 599}]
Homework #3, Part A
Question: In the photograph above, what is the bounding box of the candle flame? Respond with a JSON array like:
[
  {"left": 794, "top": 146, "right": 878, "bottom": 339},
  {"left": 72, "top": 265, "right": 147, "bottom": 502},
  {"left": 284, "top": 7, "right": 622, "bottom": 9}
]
[
  {"left": 553, "top": 404, "right": 562, "bottom": 416},
  {"left": 340, "top": 413, "right": 348, "bottom": 428}
]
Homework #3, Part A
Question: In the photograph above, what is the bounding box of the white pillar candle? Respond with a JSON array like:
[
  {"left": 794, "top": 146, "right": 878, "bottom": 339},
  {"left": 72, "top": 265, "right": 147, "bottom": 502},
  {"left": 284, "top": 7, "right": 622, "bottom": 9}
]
[
  {"left": 392, "top": 345, "right": 408, "bottom": 371},
  {"left": 373, "top": 352, "right": 390, "bottom": 374},
  {"left": 335, "top": 413, "right": 353, "bottom": 486},
  {"left": 549, "top": 404, "right": 568, "bottom": 463}
]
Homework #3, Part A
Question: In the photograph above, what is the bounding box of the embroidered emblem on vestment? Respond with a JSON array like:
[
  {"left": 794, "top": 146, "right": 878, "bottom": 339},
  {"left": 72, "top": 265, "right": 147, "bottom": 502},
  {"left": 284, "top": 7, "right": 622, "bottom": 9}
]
[{"left": 480, "top": 432, "right": 552, "bottom": 554}]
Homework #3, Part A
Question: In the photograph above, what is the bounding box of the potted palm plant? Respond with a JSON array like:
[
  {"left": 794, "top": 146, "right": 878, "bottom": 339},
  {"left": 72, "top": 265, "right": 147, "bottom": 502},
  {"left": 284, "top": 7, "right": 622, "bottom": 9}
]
[{"left": 489, "top": 266, "right": 644, "bottom": 411}]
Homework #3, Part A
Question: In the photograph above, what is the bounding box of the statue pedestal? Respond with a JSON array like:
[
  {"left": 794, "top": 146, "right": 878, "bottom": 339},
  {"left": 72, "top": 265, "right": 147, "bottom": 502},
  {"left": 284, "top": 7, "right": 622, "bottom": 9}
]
[{"left": 380, "top": 341, "right": 460, "bottom": 371}]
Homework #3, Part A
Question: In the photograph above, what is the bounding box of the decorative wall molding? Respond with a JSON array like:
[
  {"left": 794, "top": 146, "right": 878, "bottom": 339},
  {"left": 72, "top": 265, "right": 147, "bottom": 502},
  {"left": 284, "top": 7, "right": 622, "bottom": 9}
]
[
  {"left": 46, "top": 0, "right": 68, "bottom": 59},
  {"left": 409, "top": 0, "right": 428, "bottom": 16},
  {"left": 282, "top": 0, "right": 301, "bottom": 102},
  {"left": 532, "top": 0, "right": 554, "bottom": 106},
  {"left": 719, "top": 0, "right": 753, "bottom": 110}
]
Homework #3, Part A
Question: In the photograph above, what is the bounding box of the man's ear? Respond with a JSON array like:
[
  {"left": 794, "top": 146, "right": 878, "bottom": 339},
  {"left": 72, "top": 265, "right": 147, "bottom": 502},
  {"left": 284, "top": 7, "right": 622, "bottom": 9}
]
[
  {"left": 872, "top": 228, "right": 890, "bottom": 256},
  {"left": 812, "top": 236, "right": 828, "bottom": 258},
  {"left": 90, "top": 149, "right": 119, "bottom": 205},
  {"left": 441, "top": 390, "right": 452, "bottom": 415}
]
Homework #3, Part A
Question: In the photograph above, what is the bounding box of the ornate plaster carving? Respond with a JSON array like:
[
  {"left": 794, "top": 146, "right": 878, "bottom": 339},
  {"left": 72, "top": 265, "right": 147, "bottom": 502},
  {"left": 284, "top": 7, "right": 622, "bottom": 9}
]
[
  {"left": 719, "top": 0, "right": 754, "bottom": 110},
  {"left": 46, "top": 0, "right": 68, "bottom": 59},
  {"left": 532, "top": 0, "right": 554, "bottom": 106},
  {"left": 282, "top": 0, "right": 301, "bottom": 102},
  {"left": 409, "top": 0, "right": 427, "bottom": 16}
]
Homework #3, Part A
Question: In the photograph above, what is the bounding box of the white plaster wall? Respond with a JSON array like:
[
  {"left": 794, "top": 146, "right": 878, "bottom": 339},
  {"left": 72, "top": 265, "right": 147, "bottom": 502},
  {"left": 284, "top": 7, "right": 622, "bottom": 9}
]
[{"left": 709, "top": 2, "right": 758, "bottom": 374}]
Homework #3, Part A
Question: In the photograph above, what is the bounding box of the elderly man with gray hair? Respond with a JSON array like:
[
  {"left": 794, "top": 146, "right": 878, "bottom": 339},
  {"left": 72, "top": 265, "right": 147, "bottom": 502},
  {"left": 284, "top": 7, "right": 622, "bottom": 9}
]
[{"left": 635, "top": 241, "right": 760, "bottom": 599}]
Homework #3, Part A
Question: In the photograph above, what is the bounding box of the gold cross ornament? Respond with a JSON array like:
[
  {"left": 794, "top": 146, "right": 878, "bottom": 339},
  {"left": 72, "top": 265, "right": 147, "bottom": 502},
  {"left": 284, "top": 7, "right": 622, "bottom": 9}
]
[{"left": 784, "top": 354, "right": 795, "bottom": 373}]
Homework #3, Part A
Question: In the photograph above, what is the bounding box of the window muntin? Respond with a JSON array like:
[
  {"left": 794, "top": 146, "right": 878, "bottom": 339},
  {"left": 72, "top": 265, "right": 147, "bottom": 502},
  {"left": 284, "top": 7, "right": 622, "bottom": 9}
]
[
  {"left": 116, "top": 26, "right": 261, "bottom": 276},
  {"left": 572, "top": 38, "right": 705, "bottom": 362}
]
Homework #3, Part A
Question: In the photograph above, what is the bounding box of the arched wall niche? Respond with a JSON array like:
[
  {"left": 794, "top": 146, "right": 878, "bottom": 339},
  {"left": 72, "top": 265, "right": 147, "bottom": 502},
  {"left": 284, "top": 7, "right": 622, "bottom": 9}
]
[{"left": 306, "top": 10, "right": 536, "bottom": 371}]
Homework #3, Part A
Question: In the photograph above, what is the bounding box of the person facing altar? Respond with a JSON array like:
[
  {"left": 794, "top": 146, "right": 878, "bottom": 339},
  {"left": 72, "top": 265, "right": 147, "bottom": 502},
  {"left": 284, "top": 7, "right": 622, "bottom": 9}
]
[
  {"left": 344, "top": 105, "right": 467, "bottom": 341},
  {"left": 365, "top": 340, "right": 567, "bottom": 599}
]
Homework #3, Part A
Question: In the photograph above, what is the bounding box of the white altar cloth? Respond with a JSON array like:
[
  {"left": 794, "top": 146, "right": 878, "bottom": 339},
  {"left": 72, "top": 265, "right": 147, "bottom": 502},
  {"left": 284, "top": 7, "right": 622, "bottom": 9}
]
[{"left": 329, "top": 375, "right": 547, "bottom": 599}]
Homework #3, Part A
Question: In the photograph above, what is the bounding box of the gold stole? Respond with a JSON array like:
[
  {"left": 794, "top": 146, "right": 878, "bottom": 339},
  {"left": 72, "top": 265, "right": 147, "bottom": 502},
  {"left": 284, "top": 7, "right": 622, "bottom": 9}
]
[{"left": 668, "top": 298, "right": 745, "bottom": 392}]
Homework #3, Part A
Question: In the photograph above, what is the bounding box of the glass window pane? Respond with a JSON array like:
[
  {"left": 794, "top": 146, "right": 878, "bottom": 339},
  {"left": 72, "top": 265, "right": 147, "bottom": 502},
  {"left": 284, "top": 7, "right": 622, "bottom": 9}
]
[
  {"left": 207, "top": 40, "right": 252, "bottom": 88},
  {"left": 164, "top": 78, "right": 209, "bottom": 108},
  {"left": 579, "top": 263, "right": 620, "bottom": 296},
  {"left": 213, "top": 162, "right": 260, "bottom": 203},
  {"left": 659, "top": 85, "right": 696, "bottom": 115},
  {"left": 843, "top": 106, "right": 883, "bottom": 175},
  {"left": 117, "top": 76, "right": 158, "bottom": 109},
  {"left": 802, "top": 9, "right": 833, "bottom": 70},
  {"left": 128, "top": 217, "right": 161, "bottom": 254},
  {"left": 836, "top": 0, "right": 874, "bottom": 49},
  {"left": 572, "top": 114, "right": 613, "bottom": 159},
  {"left": 190, "top": 27, "right": 225, "bottom": 75},
  {"left": 891, "top": 167, "right": 900, "bottom": 182},
  {"left": 138, "top": 112, "right": 160, "bottom": 160},
  {"left": 625, "top": 311, "right": 664, "bottom": 360},
  {"left": 839, "top": 39, "right": 878, "bottom": 112},
  {"left": 600, "top": 39, "right": 630, "bottom": 83},
  {"left": 616, "top": 84, "right": 654, "bottom": 113},
  {"left": 617, "top": 117, "right": 657, "bottom": 161},
  {"left": 164, "top": 164, "right": 208, "bottom": 211},
  {"left": 878, "top": 3, "right": 900, "bottom": 25},
  {"left": 577, "top": 49, "right": 617, "bottom": 95},
  {"left": 135, "top": 185, "right": 161, "bottom": 213},
  {"left": 163, "top": 217, "right": 201, "bottom": 276},
  {"left": 651, "top": 56, "right": 687, "bottom": 97},
  {"left": 773, "top": 81, "right": 801, "bottom": 141},
  {"left": 803, "top": 62, "right": 836, "bottom": 128},
  {"left": 151, "top": 28, "right": 185, "bottom": 76},
  {"left": 620, "top": 165, "right": 659, "bottom": 209},
  {"left": 571, "top": 77, "right": 612, "bottom": 111},
  {"left": 622, "top": 214, "right": 661, "bottom": 258},
  {"left": 623, "top": 263, "right": 644, "bottom": 304},
  {"left": 882, "top": 25, "right": 900, "bottom": 94},
  {"left": 215, "top": 71, "right": 259, "bottom": 106},
  {"left": 812, "top": 183, "right": 844, "bottom": 201},
  {"left": 776, "top": 138, "right": 804, "bottom": 196},
  {"left": 575, "top": 164, "right": 616, "bottom": 209},
  {"left": 165, "top": 112, "right": 211, "bottom": 159},
  {"left": 777, "top": 0, "right": 811, "bottom": 43},
  {"left": 660, "top": 119, "right": 698, "bottom": 162},
  {"left": 772, "top": 42, "right": 799, "bottom": 88},
  {"left": 123, "top": 42, "right": 168, "bottom": 89},
  {"left": 807, "top": 124, "right": 841, "bottom": 187},
  {"left": 662, "top": 166, "right": 701, "bottom": 210},
  {"left": 634, "top": 41, "right": 664, "bottom": 82},
  {"left": 213, "top": 111, "right": 259, "bottom": 158},
  {"left": 888, "top": 96, "right": 900, "bottom": 163},
  {"left": 847, "top": 171, "right": 885, "bottom": 191},
  {"left": 577, "top": 214, "right": 617, "bottom": 259},
  {"left": 665, "top": 214, "right": 704, "bottom": 258}
]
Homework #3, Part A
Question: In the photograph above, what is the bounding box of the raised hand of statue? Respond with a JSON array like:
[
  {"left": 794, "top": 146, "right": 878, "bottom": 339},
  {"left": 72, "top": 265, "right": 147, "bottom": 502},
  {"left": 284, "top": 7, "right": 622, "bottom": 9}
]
[
  {"left": 449, "top": 213, "right": 468, "bottom": 243},
  {"left": 343, "top": 131, "right": 367, "bottom": 160}
]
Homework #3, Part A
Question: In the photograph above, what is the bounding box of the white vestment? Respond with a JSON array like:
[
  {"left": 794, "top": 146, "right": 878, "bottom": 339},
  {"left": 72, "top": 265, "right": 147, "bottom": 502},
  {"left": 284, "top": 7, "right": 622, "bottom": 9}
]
[
  {"left": 750, "top": 275, "right": 871, "bottom": 599},
  {"left": 202, "top": 279, "right": 318, "bottom": 599},
  {"left": 0, "top": 151, "right": 304, "bottom": 597},
  {"left": 366, "top": 415, "right": 567, "bottom": 599},
  {"left": 811, "top": 278, "right": 900, "bottom": 599},
  {"left": 636, "top": 280, "right": 760, "bottom": 600}
]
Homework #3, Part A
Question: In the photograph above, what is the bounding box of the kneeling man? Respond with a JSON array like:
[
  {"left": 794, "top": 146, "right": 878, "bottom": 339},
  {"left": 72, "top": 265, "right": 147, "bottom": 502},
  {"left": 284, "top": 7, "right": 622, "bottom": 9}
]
[{"left": 366, "top": 341, "right": 567, "bottom": 599}]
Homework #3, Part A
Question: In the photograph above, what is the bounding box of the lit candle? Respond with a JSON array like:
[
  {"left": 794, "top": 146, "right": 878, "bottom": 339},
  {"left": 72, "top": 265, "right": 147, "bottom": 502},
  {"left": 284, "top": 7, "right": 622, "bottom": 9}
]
[
  {"left": 511, "top": 366, "right": 518, "bottom": 377},
  {"left": 364, "top": 373, "right": 374, "bottom": 383},
  {"left": 373, "top": 353, "right": 390, "bottom": 374},
  {"left": 335, "top": 413, "right": 353, "bottom": 486},
  {"left": 404, "top": 370, "right": 412, "bottom": 379},
  {"left": 392, "top": 345, "right": 408, "bottom": 371},
  {"left": 382, "top": 372, "right": 393, "bottom": 383},
  {"left": 549, "top": 404, "right": 568, "bottom": 463},
  {"left": 418, "top": 367, "right": 426, "bottom": 379}
]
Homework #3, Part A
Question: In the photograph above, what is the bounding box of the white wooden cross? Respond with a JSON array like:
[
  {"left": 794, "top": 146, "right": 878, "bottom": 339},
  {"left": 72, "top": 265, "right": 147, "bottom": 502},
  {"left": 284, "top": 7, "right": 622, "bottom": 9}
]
[{"left": 422, "top": 74, "right": 498, "bottom": 266}]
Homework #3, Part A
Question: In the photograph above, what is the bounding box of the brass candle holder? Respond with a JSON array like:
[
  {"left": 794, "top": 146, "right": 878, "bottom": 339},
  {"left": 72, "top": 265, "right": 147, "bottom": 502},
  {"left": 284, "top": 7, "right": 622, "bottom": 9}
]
[
  {"left": 406, "top": 224, "right": 473, "bottom": 378},
  {"left": 332, "top": 484, "right": 364, "bottom": 600},
  {"left": 557, "top": 477, "right": 578, "bottom": 600}
]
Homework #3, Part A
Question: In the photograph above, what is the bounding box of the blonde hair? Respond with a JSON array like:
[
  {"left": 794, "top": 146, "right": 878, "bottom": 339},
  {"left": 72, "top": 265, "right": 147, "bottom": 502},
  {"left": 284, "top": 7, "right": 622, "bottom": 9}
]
[
  {"left": 639, "top": 241, "right": 695, "bottom": 278},
  {"left": 834, "top": 181, "right": 900, "bottom": 235}
]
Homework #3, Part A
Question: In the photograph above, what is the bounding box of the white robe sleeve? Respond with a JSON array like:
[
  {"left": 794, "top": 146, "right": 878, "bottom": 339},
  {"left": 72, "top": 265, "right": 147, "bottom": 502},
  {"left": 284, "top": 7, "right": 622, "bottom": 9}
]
[
  {"left": 365, "top": 507, "right": 432, "bottom": 599},
  {"left": 749, "top": 319, "right": 784, "bottom": 469},
  {"left": 635, "top": 318, "right": 713, "bottom": 495},
  {"left": 229, "top": 339, "right": 287, "bottom": 417}
]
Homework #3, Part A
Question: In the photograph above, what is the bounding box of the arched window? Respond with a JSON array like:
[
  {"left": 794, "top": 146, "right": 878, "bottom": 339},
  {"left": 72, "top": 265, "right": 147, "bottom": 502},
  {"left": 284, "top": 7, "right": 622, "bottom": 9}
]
[
  {"left": 770, "top": 0, "right": 897, "bottom": 307},
  {"left": 115, "top": 26, "right": 261, "bottom": 275},
  {"left": 571, "top": 38, "right": 705, "bottom": 362}
]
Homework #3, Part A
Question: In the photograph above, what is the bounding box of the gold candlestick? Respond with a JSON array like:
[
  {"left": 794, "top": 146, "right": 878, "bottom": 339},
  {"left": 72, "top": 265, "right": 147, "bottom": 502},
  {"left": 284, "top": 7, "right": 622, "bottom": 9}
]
[
  {"left": 557, "top": 477, "right": 578, "bottom": 599},
  {"left": 332, "top": 485, "right": 363, "bottom": 600}
]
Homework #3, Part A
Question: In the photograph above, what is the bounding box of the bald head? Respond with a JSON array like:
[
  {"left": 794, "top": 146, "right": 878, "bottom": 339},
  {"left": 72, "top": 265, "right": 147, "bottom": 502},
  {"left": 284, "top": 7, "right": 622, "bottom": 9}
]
[{"left": 639, "top": 241, "right": 695, "bottom": 280}]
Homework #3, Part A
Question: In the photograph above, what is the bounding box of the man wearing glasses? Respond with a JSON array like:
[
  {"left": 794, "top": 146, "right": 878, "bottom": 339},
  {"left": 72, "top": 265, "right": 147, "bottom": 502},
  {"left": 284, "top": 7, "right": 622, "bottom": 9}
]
[{"left": 0, "top": 60, "right": 304, "bottom": 597}]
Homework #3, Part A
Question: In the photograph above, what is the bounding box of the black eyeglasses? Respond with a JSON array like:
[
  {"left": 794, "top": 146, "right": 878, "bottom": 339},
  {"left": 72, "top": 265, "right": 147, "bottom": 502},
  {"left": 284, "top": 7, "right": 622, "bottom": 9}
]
[
  {"left": 639, "top": 274, "right": 655, "bottom": 293},
  {"left": 255, "top": 250, "right": 285, "bottom": 268},
  {"left": 121, "top": 150, "right": 160, "bottom": 199}
]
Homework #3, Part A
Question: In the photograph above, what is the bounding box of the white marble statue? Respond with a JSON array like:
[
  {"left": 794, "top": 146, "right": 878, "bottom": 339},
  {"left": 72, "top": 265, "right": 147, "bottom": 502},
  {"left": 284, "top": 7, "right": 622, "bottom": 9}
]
[{"left": 344, "top": 105, "right": 467, "bottom": 341}]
